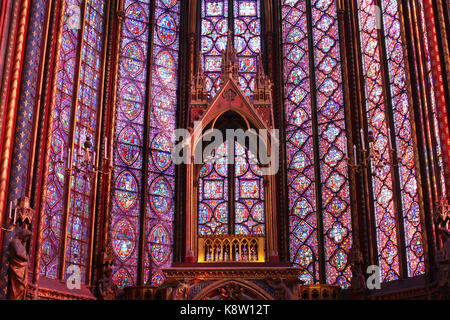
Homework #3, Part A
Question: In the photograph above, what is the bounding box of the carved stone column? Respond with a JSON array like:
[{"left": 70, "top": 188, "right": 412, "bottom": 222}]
[
  {"left": 0, "top": 0, "right": 30, "bottom": 301},
  {"left": 99, "top": 3, "right": 124, "bottom": 282},
  {"left": 421, "top": 0, "right": 450, "bottom": 201}
]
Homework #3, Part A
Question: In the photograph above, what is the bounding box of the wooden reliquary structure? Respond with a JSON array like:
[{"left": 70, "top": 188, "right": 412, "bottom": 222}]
[{"left": 197, "top": 235, "right": 265, "bottom": 263}]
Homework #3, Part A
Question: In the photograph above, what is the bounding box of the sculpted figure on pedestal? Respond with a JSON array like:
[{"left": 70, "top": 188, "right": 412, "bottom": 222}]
[
  {"left": 266, "top": 278, "right": 296, "bottom": 300},
  {"left": 98, "top": 262, "right": 118, "bottom": 300},
  {"left": 7, "top": 228, "right": 32, "bottom": 300},
  {"left": 349, "top": 264, "right": 367, "bottom": 299}
]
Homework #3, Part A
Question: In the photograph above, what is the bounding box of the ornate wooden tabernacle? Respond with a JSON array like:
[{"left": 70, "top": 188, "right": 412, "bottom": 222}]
[{"left": 198, "top": 235, "right": 265, "bottom": 263}]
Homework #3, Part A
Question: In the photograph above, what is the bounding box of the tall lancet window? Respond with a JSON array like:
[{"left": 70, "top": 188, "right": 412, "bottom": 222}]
[
  {"left": 110, "top": 0, "right": 152, "bottom": 288},
  {"left": 358, "top": 0, "right": 425, "bottom": 281},
  {"left": 201, "top": 0, "right": 229, "bottom": 97},
  {"left": 201, "top": 0, "right": 261, "bottom": 97},
  {"left": 111, "top": 0, "right": 181, "bottom": 288},
  {"left": 41, "top": 0, "right": 106, "bottom": 282},
  {"left": 233, "top": 0, "right": 261, "bottom": 96},
  {"left": 417, "top": 0, "right": 446, "bottom": 198},
  {"left": 198, "top": 141, "right": 265, "bottom": 236},
  {"left": 282, "top": 0, "right": 352, "bottom": 287},
  {"left": 146, "top": 0, "right": 180, "bottom": 286}
]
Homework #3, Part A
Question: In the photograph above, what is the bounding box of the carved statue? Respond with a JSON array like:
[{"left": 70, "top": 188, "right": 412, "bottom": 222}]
[
  {"left": 436, "top": 221, "right": 450, "bottom": 249},
  {"left": 206, "top": 287, "right": 230, "bottom": 300},
  {"left": 166, "top": 280, "right": 199, "bottom": 300},
  {"left": 237, "top": 287, "right": 255, "bottom": 300},
  {"left": 226, "top": 284, "right": 240, "bottom": 300},
  {"left": 348, "top": 245, "right": 366, "bottom": 299},
  {"left": 7, "top": 228, "right": 32, "bottom": 300},
  {"left": 205, "top": 284, "right": 244, "bottom": 300},
  {"left": 98, "top": 261, "right": 118, "bottom": 300},
  {"left": 206, "top": 283, "right": 260, "bottom": 300},
  {"left": 349, "top": 264, "right": 367, "bottom": 299},
  {"left": 97, "top": 247, "right": 119, "bottom": 300},
  {"left": 172, "top": 282, "right": 190, "bottom": 300},
  {"left": 266, "top": 278, "right": 296, "bottom": 300}
]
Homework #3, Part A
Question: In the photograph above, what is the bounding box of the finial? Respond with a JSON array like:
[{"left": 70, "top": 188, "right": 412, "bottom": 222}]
[
  {"left": 256, "top": 52, "right": 266, "bottom": 81},
  {"left": 220, "top": 30, "right": 238, "bottom": 82},
  {"left": 197, "top": 51, "right": 204, "bottom": 75}
]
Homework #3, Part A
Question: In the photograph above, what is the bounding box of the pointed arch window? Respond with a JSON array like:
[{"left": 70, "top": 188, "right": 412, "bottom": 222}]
[
  {"left": 110, "top": 0, "right": 181, "bottom": 288},
  {"left": 201, "top": 0, "right": 262, "bottom": 97},
  {"left": 281, "top": 0, "right": 352, "bottom": 287},
  {"left": 282, "top": 0, "right": 429, "bottom": 288},
  {"left": 41, "top": 0, "right": 106, "bottom": 282},
  {"left": 198, "top": 140, "right": 265, "bottom": 237},
  {"left": 357, "top": 0, "right": 425, "bottom": 281}
]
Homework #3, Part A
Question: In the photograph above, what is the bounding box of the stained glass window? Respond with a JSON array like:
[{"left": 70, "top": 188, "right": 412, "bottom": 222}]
[
  {"left": 201, "top": 0, "right": 261, "bottom": 97},
  {"left": 198, "top": 141, "right": 265, "bottom": 237},
  {"left": 146, "top": 0, "right": 181, "bottom": 286},
  {"left": 358, "top": 0, "right": 400, "bottom": 281},
  {"left": 199, "top": 143, "right": 230, "bottom": 235},
  {"left": 201, "top": 0, "right": 229, "bottom": 97},
  {"left": 66, "top": 0, "right": 105, "bottom": 281},
  {"left": 41, "top": 0, "right": 105, "bottom": 281},
  {"left": 110, "top": 0, "right": 150, "bottom": 288},
  {"left": 282, "top": 0, "right": 352, "bottom": 287},
  {"left": 234, "top": 142, "right": 265, "bottom": 235},
  {"left": 358, "top": 0, "right": 425, "bottom": 280},
  {"left": 111, "top": 0, "right": 181, "bottom": 288},
  {"left": 41, "top": 0, "right": 81, "bottom": 279},
  {"left": 382, "top": 0, "right": 424, "bottom": 278},
  {"left": 233, "top": 0, "right": 261, "bottom": 96}
]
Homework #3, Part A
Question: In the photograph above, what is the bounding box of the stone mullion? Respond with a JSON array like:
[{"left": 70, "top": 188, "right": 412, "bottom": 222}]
[
  {"left": 374, "top": 0, "right": 408, "bottom": 279},
  {"left": 95, "top": 0, "right": 123, "bottom": 286},
  {"left": 270, "top": 0, "right": 285, "bottom": 262},
  {"left": 336, "top": 0, "right": 360, "bottom": 264},
  {"left": 174, "top": 0, "right": 193, "bottom": 263},
  {"left": 86, "top": 0, "right": 112, "bottom": 287},
  {"left": 137, "top": 0, "right": 156, "bottom": 286},
  {"left": 305, "top": 0, "right": 326, "bottom": 283},
  {"left": 263, "top": 0, "right": 284, "bottom": 263},
  {"left": 346, "top": 0, "right": 373, "bottom": 268},
  {"left": 183, "top": 0, "right": 199, "bottom": 263},
  {"left": 421, "top": 0, "right": 450, "bottom": 201}
]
